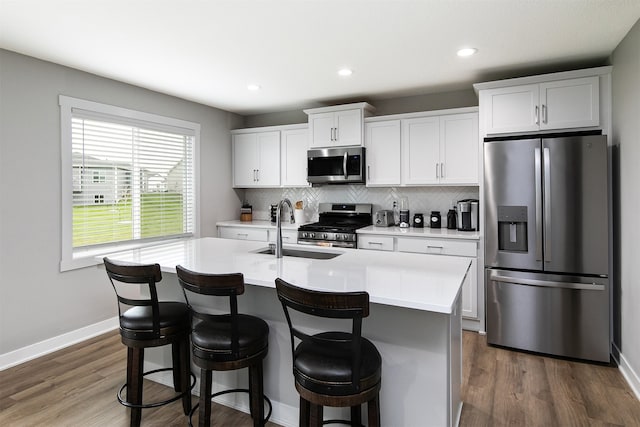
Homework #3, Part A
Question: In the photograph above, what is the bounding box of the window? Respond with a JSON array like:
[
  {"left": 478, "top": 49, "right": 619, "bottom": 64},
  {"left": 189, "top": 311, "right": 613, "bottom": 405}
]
[{"left": 60, "top": 96, "right": 200, "bottom": 271}]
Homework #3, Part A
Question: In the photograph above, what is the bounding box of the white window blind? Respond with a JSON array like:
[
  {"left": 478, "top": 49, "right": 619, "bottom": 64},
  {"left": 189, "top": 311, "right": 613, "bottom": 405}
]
[{"left": 60, "top": 96, "right": 199, "bottom": 271}]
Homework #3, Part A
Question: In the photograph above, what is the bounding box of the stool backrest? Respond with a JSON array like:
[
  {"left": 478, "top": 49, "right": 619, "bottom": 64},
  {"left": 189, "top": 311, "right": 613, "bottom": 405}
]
[
  {"left": 103, "top": 257, "right": 163, "bottom": 336},
  {"left": 275, "top": 278, "right": 370, "bottom": 390},
  {"left": 176, "top": 265, "right": 245, "bottom": 356}
]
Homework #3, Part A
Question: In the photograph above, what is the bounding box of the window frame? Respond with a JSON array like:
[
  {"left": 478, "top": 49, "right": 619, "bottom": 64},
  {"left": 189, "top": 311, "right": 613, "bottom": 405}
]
[{"left": 59, "top": 95, "right": 200, "bottom": 271}]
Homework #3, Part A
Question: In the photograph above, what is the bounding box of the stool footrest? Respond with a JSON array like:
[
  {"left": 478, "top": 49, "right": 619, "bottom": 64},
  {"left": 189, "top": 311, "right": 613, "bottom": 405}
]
[
  {"left": 188, "top": 388, "right": 272, "bottom": 427},
  {"left": 117, "top": 367, "right": 196, "bottom": 409}
]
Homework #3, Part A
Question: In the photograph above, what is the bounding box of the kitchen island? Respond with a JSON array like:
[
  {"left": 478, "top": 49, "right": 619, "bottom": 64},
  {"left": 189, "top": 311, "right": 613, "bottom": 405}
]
[{"left": 102, "top": 237, "right": 470, "bottom": 427}]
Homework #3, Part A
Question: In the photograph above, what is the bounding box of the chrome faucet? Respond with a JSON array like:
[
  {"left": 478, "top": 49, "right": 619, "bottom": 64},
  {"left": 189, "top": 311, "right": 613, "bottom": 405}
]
[{"left": 275, "top": 198, "right": 295, "bottom": 258}]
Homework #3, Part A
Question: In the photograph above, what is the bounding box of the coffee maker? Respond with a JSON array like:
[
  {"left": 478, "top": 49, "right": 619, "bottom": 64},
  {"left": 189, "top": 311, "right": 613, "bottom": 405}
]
[{"left": 456, "top": 199, "right": 479, "bottom": 231}]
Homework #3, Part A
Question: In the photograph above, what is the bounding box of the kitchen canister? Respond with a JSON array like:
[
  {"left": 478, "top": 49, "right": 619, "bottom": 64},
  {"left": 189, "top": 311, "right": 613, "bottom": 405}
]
[
  {"left": 413, "top": 213, "right": 424, "bottom": 228},
  {"left": 430, "top": 211, "right": 441, "bottom": 228}
]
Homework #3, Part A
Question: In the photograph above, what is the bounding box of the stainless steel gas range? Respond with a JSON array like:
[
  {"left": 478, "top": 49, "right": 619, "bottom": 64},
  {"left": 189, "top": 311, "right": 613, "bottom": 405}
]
[{"left": 297, "top": 203, "right": 372, "bottom": 248}]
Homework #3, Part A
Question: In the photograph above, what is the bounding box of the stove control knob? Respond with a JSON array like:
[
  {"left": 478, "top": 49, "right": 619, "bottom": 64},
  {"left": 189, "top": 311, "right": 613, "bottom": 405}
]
[
  {"left": 322, "top": 233, "right": 328, "bottom": 239},
  {"left": 309, "top": 233, "right": 315, "bottom": 239}
]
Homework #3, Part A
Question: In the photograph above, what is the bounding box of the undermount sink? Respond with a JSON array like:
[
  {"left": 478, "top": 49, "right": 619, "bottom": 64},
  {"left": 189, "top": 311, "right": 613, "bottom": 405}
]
[{"left": 255, "top": 246, "right": 342, "bottom": 260}]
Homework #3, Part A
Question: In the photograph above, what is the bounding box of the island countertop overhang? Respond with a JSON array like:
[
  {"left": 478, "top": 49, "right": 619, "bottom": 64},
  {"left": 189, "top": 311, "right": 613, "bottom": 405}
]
[{"left": 100, "top": 237, "right": 470, "bottom": 314}]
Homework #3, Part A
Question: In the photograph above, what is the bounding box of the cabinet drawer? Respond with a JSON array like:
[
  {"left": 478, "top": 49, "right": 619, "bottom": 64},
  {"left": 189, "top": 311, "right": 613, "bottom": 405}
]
[
  {"left": 358, "top": 235, "right": 394, "bottom": 251},
  {"left": 396, "top": 237, "right": 476, "bottom": 257},
  {"left": 268, "top": 229, "right": 298, "bottom": 244},
  {"left": 218, "top": 227, "right": 268, "bottom": 242}
]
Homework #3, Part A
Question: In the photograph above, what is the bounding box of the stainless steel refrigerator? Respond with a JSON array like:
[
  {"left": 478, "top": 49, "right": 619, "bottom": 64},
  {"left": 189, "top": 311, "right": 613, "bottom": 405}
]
[{"left": 484, "top": 132, "right": 610, "bottom": 362}]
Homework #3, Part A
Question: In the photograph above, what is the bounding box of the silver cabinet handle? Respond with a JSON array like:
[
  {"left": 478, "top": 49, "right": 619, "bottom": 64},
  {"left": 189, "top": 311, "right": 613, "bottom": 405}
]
[
  {"left": 543, "top": 146, "right": 551, "bottom": 262},
  {"left": 335, "top": 126, "right": 338, "bottom": 141},
  {"left": 441, "top": 162, "right": 445, "bottom": 178},
  {"left": 330, "top": 127, "right": 334, "bottom": 141},
  {"left": 237, "top": 233, "right": 248, "bottom": 238},
  {"left": 368, "top": 241, "right": 384, "bottom": 245},
  {"left": 435, "top": 163, "right": 439, "bottom": 178},
  {"left": 534, "top": 147, "right": 543, "bottom": 261},
  {"left": 535, "top": 105, "right": 540, "bottom": 125},
  {"left": 367, "top": 165, "right": 370, "bottom": 181},
  {"left": 256, "top": 169, "right": 260, "bottom": 182},
  {"left": 542, "top": 104, "right": 547, "bottom": 124}
]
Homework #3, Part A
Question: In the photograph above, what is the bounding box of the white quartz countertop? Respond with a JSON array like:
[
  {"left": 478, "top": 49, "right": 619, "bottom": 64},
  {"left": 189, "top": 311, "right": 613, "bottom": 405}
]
[
  {"left": 358, "top": 225, "right": 480, "bottom": 240},
  {"left": 101, "top": 237, "right": 470, "bottom": 314}
]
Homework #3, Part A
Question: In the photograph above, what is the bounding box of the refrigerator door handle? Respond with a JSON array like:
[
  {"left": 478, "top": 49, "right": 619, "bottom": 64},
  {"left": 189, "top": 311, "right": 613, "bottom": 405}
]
[
  {"left": 543, "top": 147, "right": 552, "bottom": 263},
  {"left": 535, "top": 147, "right": 543, "bottom": 261},
  {"left": 491, "top": 274, "right": 605, "bottom": 291}
]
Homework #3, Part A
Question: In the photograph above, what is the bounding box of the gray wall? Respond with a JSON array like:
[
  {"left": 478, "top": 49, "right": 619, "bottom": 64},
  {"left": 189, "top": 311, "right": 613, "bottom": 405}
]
[
  {"left": 612, "top": 20, "right": 640, "bottom": 384},
  {"left": 0, "top": 49, "right": 242, "bottom": 354},
  {"left": 242, "top": 88, "right": 478, "bottom": 128}
]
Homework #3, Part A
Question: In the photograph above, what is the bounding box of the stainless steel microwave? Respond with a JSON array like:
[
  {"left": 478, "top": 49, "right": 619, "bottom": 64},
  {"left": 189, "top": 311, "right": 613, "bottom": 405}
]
[{"left": 307, "top": 146, "right": 366, "bottom": 185}]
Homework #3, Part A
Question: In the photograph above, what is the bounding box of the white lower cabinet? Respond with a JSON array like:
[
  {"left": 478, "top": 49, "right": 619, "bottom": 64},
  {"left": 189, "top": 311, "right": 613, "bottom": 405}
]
[
  {"left": 218, "top": 226, "right": 268, "bottom": 242},
  {"left": 358, "top": 235, "right": 395, "bottom": 251},
  {"left": 359, "top": 233, "right": 478, "bottom": 319},
  {"left": 217, "top": 225, "right": 298, "bottom": 244},
  {"left": 267, "top": 229, "right": 298, "bottom": 244}
]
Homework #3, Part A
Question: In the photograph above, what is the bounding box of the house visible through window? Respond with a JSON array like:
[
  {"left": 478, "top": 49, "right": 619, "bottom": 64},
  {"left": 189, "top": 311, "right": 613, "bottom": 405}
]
[{"left": 60, "top": 95, "right": 200, "bottom": 271}]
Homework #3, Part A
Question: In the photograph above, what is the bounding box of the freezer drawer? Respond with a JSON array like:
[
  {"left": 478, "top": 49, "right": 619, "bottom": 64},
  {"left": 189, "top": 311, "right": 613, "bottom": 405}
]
[{"left": 486, "top": 269, "right": 610, "bottom": 362}]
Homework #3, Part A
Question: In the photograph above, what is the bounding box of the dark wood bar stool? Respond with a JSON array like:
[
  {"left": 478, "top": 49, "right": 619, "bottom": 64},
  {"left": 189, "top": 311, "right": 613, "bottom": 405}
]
[
  {"left": 103, "top": 257, "right": 194, "bottom": 427},
  {"left": 176, "top": 265, "right": 271, "bottom": 427},
  {"left": 275, "top": 278, "right": 382, "bottom": 427}
]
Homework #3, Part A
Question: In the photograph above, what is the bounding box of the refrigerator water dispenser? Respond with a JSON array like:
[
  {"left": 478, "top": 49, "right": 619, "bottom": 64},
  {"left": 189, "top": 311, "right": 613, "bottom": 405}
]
[{"left": 497, "top": 206, "right": 528, "bottom": 252}]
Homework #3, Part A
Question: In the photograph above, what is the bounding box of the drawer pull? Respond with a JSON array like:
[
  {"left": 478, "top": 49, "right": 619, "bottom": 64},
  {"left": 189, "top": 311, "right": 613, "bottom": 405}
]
[
  {"left": 368, "top": 241, "right": 384, "bottom": 245},
  {"left": 237, "top": 233, "right": 249, "bottom": 237},
  {"left": 427, "top": 245, "right": 444, "bottom": 250}
]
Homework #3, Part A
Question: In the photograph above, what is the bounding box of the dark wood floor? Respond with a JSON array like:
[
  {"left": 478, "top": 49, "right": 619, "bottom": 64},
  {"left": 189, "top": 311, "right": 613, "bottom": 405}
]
[{"left": 1, "top": 330, "right": 639, "bottom": 426}]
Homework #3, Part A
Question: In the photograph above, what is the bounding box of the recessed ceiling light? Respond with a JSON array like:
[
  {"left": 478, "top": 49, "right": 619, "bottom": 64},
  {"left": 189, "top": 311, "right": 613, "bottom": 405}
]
[
  {"left": 457, "top": 48, "right": 477, "bottom": 57},
  {"left": 247, "top": 84, "right": 261, "bottom": 91},
  {"left": 338, "top": 68, "right": 353, "bottom": 77}
]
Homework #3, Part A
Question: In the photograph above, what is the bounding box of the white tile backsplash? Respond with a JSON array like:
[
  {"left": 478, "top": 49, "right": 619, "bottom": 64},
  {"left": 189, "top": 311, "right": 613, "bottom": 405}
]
[{"left": 243, "top": 185, "right": 479, "bottom": 226}]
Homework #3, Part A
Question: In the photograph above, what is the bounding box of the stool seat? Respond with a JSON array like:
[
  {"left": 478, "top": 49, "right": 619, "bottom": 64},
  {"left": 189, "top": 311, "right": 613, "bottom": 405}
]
[
  {"left": 192, "top": 314, "right": 269, "bottom": 362},
  {"left": 120, "top": 302, "right": 190, "bottom": 334},
  {"left": 294, "top": 332, "right": 381, "bottom": 396}
]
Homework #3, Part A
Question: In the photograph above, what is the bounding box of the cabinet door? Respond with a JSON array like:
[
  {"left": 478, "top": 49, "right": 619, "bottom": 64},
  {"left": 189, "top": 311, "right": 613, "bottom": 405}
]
[
  {"left": 232, "top": 133, "right": 258, "bottom": 187},
  {"left": 365, "top": 120, "right": 401, "bottom": 186},
  {"left": 334, "top": 109, "right": 362, "bottom": 146},
  {"left": 439, "top": 113, "right": 479, "bottom": 185},
  {"left": 401, "top": 116, "right": 440, "bottom": 185},
  {"left": 281, "top": 128, "right": 310, "bottom": 187},
  {"left": 461, "top": 258, "right": 478, "bottom": 318},
  {"left": 483, "top": 84, "right": 540, "bottom": 134},
  {"left": 540, "top": 76, "right": 599, "bottom": 130},
  {"left": 256, "top": 131, "right": 281, "bottom": 186},
  {"left": 308, "top": 112, "right": 335, "bottom": 148}
]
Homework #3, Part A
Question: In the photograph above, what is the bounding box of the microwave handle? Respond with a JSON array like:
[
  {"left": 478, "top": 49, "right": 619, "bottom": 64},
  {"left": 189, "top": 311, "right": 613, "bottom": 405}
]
[{"left": 343, "top": 151, "right": 348, "bottom": 179}]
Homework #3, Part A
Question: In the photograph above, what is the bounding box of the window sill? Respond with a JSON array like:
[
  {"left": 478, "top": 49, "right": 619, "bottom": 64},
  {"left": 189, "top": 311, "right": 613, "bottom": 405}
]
[{"left": 60, "top": 236, "right": 194, "bottom": 272}]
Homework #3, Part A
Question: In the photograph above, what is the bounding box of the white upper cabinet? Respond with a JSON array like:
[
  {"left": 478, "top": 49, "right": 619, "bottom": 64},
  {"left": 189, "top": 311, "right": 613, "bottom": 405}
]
[
  {"left": 480, "top": 76, "right": 600, "bottom": 135},
  {"left": 365, "top": 120, "right": 401, "bottom": 186},
  {"left": 439, "top": 113, "right": 479, "bottom": 185},
  {"left": 232, "top": 131, "right": 281, "bottom": 188},
  {"left": 400, "top": 111, "right": 479, "bottom": 186},
  {"left": 304, "top": 102, "right": 375, "bottom": 148},
  {"left": 281, "top": 127, "right": 310, "bottom": 187},
  {"left": 401, "top": 116, "right": 441, "bottom": 185}
]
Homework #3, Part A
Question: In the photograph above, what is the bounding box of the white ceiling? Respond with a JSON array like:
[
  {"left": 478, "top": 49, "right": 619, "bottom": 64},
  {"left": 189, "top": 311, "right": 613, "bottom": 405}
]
[{"left": 1, "top": 1, "right": 639, "bottom": 116}]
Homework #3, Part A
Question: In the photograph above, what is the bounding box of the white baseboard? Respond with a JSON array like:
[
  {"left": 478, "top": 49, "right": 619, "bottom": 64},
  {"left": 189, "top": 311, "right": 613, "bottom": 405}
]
[
  {"left": 614, "top": 342, "right": 640, "bottom": 400},
  {"left": 146, "top": 361, "right": 298, "bottom": 427},
  {"left": 0, "top": 316, "right": 119, "bottom": 371}
]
